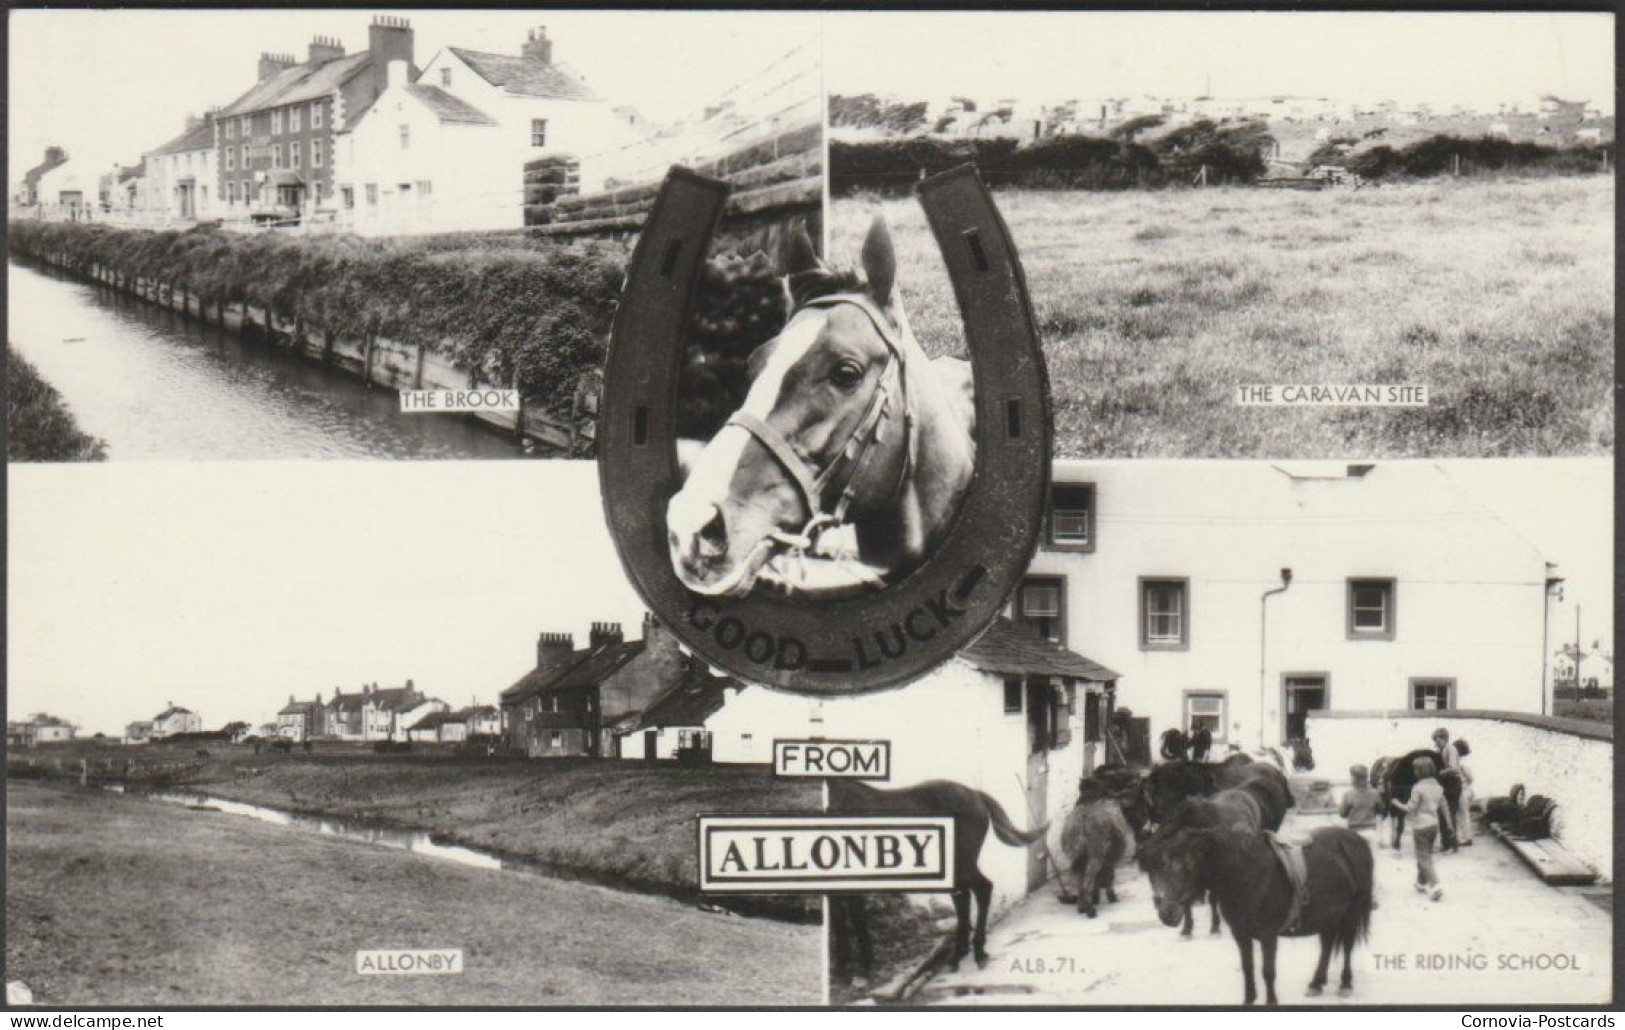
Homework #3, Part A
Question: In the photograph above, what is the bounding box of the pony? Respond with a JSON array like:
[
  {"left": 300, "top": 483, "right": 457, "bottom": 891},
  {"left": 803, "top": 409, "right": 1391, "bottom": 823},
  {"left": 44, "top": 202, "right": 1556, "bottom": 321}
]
[
  {"left": 1083, "top": 763, "right": 1151, "bottom": 839},
  {"left": 826, "top": 779, "right": 1048, "bottom": 983},
  {"left": 666, "top": 218, "right": 976, "bottom": 599},
  {"left": 1371, "top": 749, "right": 1463, "bottom": 850},
  {"left": 1144, "top": 761, "right": 1222, "bottom": 824},
  {"left": 1143, "top": 786, "right": 1266, "bottom": 939},
  {"left": 1057, "top": 781, "right": 1135, "bottom": 917},
  {"left": 1142, "top": 826, "right": 1374, "bottom": 1005},
  {"left": 1144, "top": 755, "right": 1291, "bottom": 827}
]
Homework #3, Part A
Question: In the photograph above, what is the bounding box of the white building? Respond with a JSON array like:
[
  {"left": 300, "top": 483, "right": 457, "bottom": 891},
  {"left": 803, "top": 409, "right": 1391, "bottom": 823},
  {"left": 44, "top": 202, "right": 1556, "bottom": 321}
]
[
  {"left": 34, "top": 159, "right": 97, "bottom": 213},
  {"left": 333, "top": 27, "right": 633, "bottom": 234},
  {"left": 150, "top": 704, "right": 203, "bottom": 738},
  {"left": 1016, "top": 461, "right": 1555, "bottom": 756},
  {"left": 143, "top": 114, "right": 218, "bottom": 221}
]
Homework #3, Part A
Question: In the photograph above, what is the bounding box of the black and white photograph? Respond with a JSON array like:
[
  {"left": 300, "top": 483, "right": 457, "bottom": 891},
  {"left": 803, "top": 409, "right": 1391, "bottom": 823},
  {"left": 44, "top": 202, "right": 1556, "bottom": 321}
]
[
  {"left": 3, "top": 4, "right": 1618, "bottom": 1020},
  {"left": 827, "top": 10, "right": 1613, "bottom": 458},
  {"left": 7, "top": 9, "right": 820, "bottom": 461}
]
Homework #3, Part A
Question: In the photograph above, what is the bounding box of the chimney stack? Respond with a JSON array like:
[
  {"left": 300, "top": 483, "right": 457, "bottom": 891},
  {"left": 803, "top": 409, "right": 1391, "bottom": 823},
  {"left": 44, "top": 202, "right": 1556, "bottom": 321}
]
[
  {"left": 258, "top": 52, "right": 297, "bottom": 81},
  {"left": 521, "top": 26, "right": 553, "bottom": 65},
  {"left": 308, "top": 34, "right": 344, "bottom": 64},
  {"left": 387, "top": 58, "right": 410, "bottom": 90},
  {"left": 589, "top": 622, "right": 624, "bottom": 648},
  {"left": 536, "top": 631, "right": 575, "bottom": 674},
  {"left": 368, "top": 15, "right": 415, "bottom": 98}
]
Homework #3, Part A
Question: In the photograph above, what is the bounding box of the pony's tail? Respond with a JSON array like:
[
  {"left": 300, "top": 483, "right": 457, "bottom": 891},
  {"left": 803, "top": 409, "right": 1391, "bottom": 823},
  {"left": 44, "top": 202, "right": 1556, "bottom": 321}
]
[
  {"left": 1336, "top": 838, "right": 1375, "bottom": 960},
  {"left": 982, "top": 792, "right": 1048, "bottom": 847}
]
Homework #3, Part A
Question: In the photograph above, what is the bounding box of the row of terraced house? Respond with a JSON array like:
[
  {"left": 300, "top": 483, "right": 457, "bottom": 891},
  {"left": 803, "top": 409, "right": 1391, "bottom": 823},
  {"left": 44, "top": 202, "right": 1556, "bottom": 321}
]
[
  {"left": 19, "top": 17, "right": 646, "bottom": 235},
  {"left": 273, "top": 681, "right": 501, "bottom": 743}
]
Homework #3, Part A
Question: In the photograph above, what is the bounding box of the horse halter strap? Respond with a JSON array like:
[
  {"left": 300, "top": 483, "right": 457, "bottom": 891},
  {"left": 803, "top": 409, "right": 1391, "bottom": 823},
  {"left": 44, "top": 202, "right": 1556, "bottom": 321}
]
[{"left": 725, "top": 294, "right": 913, "bottom": 551}]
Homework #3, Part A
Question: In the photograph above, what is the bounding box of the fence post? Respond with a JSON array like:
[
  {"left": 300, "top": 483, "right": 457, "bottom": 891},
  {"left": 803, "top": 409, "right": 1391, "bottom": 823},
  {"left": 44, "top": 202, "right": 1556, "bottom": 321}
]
[
  {"left": 362, "top": 332, "right": 375, "bottom": 387},
  {"left": 415, "top": 339, "right": 426, "bottom": 389}
]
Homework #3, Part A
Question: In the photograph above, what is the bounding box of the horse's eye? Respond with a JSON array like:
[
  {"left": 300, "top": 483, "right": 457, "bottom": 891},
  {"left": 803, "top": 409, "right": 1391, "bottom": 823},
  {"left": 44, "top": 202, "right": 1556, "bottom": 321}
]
[{"left": 830, "top": 360, "right": 865, "bottom": 389}]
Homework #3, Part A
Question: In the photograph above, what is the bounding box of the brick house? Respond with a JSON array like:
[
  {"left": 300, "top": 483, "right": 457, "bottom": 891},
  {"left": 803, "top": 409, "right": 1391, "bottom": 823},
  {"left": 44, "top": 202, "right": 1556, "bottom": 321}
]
[
  {"left": 324, "top": 681, "right": 434, "bottom": 741},
  {"left": 500, "top": 615, "right": 692, "bottom": 758},
  {"left": 212, "top": 16, "right": 415, "bottom": 217},
  {"left": 276, "top": 693, "right": 325, "bottom": 741}
]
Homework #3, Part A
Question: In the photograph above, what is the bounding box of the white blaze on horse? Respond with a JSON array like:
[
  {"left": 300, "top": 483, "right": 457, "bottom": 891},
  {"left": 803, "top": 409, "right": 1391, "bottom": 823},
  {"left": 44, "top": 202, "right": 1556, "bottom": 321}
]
[{"left": 667, "top": 217, "right": 976, "bottom": 599}]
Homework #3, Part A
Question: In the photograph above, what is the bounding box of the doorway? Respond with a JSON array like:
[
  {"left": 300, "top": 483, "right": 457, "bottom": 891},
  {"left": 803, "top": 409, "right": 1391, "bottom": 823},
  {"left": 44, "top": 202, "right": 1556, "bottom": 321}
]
[{"left": 1282, "top": 674, "right": 1329, "bottom": 745}]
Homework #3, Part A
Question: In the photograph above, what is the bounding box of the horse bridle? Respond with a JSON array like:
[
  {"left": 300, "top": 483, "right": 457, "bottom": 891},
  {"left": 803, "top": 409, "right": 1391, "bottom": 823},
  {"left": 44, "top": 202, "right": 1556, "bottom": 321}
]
[{"left": 724, "top": 293, "right": 914, "bottom": 558}]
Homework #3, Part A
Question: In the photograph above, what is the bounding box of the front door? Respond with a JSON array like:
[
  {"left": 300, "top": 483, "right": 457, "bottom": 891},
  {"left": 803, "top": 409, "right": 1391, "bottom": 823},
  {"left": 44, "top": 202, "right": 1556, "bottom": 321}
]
[
  {"left": 644, "top": 730, "right": 657, "bottom": 761},
  {"left": 1282, "top": 674, "right": 1328, "bottom": 745}
]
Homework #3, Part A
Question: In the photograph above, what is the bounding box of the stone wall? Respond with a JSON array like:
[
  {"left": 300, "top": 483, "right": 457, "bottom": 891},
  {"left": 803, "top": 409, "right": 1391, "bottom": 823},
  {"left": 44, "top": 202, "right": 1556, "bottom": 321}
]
[{"left": 1307, "top": 709, "right": 1612, "bottom": 881}]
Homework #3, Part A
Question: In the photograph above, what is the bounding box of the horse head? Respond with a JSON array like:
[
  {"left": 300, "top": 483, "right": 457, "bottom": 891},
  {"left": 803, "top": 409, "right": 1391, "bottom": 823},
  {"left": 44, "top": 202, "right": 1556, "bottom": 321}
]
[
  {"left": 667, "top": 216, "right": 975, "bottom": 597},
  {"left": 1141, "top": 828, "right": 1215, "bottom": 929}
]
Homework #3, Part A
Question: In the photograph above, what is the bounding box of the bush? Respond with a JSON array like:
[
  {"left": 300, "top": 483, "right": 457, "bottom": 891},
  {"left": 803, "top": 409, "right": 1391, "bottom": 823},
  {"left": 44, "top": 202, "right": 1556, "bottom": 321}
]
[
  {"left": 830, "top": 122, "right": 1271, "bottom": 194},
  {"left": 1350, "top": 134, "right": 1613, "bottom": 180}
]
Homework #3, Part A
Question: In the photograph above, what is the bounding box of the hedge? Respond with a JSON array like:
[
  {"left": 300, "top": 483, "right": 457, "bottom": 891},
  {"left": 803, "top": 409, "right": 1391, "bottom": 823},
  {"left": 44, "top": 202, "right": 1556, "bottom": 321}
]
[
  {"left": 831, "top": 121, "right": 1273, "bottom": 194},
  {"left": 1347, "top": 134, "right": 1614, "bottom": 180}
]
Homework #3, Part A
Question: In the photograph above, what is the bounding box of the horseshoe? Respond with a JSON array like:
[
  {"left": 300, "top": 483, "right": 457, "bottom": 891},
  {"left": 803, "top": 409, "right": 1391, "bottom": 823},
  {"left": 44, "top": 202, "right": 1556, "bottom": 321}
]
[{"left": 599, "top": 164, "right": 1050, "bottom": 696}]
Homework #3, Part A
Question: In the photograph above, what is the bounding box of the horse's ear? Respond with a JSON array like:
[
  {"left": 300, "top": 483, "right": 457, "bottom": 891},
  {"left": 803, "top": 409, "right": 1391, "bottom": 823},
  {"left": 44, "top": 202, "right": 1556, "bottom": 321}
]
[
  {"left": 785, "top": 226, "right": 820, "bottom": 276},
  {"left": 861, "top": 214, "right": 897, "bottom": 307}
]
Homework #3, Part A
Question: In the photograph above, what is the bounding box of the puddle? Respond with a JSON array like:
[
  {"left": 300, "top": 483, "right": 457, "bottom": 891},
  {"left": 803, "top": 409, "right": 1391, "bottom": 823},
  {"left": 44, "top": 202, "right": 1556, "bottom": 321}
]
[{"left": 139, "top": 789, "right": 504, "bottom": 871}]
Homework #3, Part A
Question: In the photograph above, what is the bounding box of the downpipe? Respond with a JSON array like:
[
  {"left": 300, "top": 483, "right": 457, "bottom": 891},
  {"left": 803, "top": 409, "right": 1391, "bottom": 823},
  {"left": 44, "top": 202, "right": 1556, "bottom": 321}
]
[{"left": 1258, "top": 568, "right": 1293, "bottom": 750}]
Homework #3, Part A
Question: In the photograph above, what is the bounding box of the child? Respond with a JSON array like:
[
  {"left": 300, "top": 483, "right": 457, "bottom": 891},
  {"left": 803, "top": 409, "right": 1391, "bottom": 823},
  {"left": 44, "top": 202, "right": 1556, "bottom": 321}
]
[
  {"left": 1339, "top": 764, "right": 1381, "bottom": 843},
  {"left": 1392, "top": 756, "right": 1453, "bottom": 901}
]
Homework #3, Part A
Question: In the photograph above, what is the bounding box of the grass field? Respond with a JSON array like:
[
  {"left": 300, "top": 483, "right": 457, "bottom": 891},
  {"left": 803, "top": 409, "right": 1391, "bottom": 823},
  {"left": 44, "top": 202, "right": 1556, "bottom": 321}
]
[
  {"left": 831, "top": 175, "right": 1613, "bottom": 457},
  {"left": 5, "top": 781, "right": 822, "bottom": 1006},
  {"left": 6, "top": 343, "right": 106, "bottom": 461},
  {"left": 10, "top": 743, "right": 819, "bottom": 912}
]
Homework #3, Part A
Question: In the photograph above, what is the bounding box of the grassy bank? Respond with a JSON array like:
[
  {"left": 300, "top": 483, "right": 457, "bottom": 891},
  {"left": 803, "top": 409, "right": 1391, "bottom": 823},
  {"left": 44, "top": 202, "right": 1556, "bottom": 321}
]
[
  {"left": 12, "top": 743, "right": 819, "bottom": 915},
  {"left": 5, "top": 781, "right": 822, "bottom": 1006},
  {"left": 831, "top": 175, "right": 1613, "bottom": 457},
  {"left": 8, "top": 220, "right": 625, "bottom": 422},
  {"left": 6, "top": 343, "right": 107, "bottom": 461}
]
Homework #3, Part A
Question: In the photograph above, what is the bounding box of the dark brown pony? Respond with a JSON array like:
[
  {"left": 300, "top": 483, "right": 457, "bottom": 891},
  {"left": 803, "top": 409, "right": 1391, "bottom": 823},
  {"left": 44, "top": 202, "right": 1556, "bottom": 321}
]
[
  {"left": 1145, "top": 786, "right": 1267, "bottom": 937},
  {"left": 1372, "top": 749, "right": 1462, "bottom": 849},
  {"left": 827, "top": 779, "right": 1048, "bottom": 982},
  {"left": 1143, "top": 826, "right": 1374, "bottom": 1005},
  {"left": 1058, "top": 782, "right": 1134, "bottom": 917}
]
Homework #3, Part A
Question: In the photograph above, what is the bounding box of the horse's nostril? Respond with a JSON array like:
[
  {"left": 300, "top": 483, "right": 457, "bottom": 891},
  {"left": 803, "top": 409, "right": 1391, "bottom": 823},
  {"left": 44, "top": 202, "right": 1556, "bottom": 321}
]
[{"left": 696, "top": 507, "right": 728, "bottom": 560}]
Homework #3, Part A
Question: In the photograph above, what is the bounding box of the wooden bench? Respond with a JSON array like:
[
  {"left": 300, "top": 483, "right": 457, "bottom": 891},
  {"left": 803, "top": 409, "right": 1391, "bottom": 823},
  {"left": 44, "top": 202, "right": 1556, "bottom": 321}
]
[{"left": 1489, "top": 824, "right": 1598, "bottom": 885}]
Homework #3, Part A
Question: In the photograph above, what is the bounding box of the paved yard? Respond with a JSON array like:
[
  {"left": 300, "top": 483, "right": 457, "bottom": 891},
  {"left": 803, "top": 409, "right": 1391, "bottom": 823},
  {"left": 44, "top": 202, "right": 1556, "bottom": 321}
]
[{"left": 912, "top": 812, "right": 1611, "bottom": 1006}]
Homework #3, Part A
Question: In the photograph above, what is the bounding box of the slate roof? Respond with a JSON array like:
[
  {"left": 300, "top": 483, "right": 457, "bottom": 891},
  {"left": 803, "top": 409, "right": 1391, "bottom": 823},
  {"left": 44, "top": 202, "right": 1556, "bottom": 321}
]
[
  {"left": 404, "top": 84, "right": 497, "bottom": 125},
  {"left": 639, "top": 663, "right": 732, "bottom": 729},
  {"left": 328, "top": 691, "right": 367, "bottom": 713},
  {"left": 151, "top": 119, "right": 216, "bottom": 157},
  {"left": 154, "top": 706, "right": 194, "bottom": 720},
  {"left": 277, "top": 700, "right": 321, "bottom": 716},
  {"left": 447, "top": 47, "right": 598, "bottom": 101},
  {"left": 23, "top": 151, "right": 68, "bottom": 189},
  {"left": 117, "top": 160, "right": 146, "bottom": 183},
  {"left": 409, "top": 711, "right": 459, "bottom": 731},
  {"left": 500, "top": 639, "right": 645, "bottom": 705},
  {"left": 960, "top": 617, "right": 1121, "bottom": 683},
  {"left": 218, "top": 52, "right": 373, "bottom": 118}
]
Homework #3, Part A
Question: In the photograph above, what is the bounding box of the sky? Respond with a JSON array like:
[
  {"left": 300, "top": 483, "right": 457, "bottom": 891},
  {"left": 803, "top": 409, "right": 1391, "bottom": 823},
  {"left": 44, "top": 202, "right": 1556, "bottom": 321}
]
[
  {"left": 8, "top": 9, "right": 818, "bottom": 184},
  {"left": 824, "top": 10, "right": 1614, "bottom": 113},
  {"left": 8, "top": 458, "right": 1610, "bottom": 737}
]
